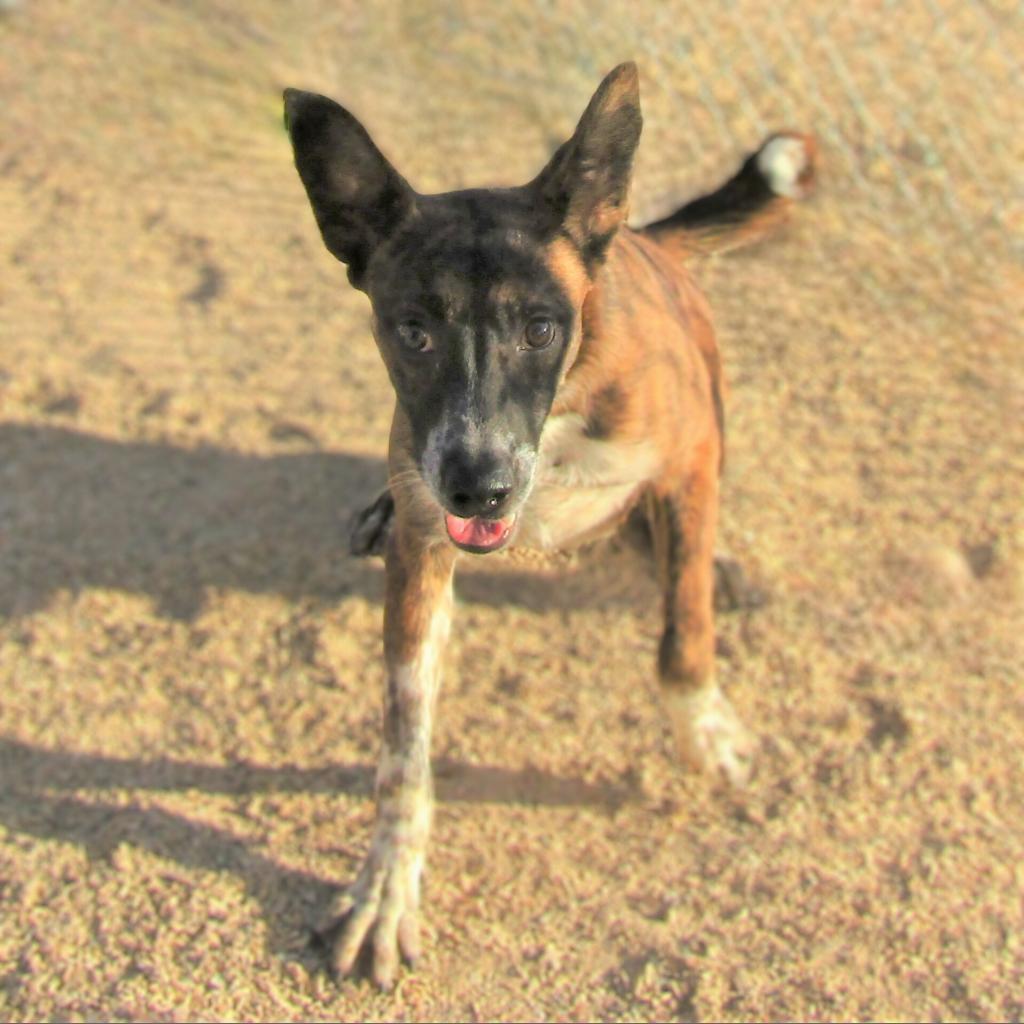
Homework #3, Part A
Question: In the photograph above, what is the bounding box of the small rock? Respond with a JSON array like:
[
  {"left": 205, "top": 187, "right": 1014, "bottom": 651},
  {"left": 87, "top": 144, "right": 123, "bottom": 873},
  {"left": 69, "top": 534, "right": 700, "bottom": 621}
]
[{"left": 963, "top": 541, "right": 996, "bottom": 580}]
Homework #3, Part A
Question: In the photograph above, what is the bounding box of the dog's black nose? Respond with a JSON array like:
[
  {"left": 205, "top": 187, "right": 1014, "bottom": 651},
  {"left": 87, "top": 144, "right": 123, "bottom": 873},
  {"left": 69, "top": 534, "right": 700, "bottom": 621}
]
[
  {"left": 440, "top": 454, "right": 514, "bottom": 519},
  {"left": 450, "top": 484, "right": 511, "bottom": 518}
]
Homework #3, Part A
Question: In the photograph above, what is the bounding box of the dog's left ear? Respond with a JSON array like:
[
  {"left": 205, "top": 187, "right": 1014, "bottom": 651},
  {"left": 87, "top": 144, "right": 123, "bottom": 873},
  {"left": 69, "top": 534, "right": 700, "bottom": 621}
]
[{"left": 530, "top": 62, "right": 643, "bottom": 267}]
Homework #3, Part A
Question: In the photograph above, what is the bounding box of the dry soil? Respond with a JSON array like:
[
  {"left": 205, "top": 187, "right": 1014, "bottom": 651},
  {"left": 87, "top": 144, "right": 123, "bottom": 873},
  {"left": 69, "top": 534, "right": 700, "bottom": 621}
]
[{"left": 1, "top": 2, "right": 1022, "bottom": 1021}]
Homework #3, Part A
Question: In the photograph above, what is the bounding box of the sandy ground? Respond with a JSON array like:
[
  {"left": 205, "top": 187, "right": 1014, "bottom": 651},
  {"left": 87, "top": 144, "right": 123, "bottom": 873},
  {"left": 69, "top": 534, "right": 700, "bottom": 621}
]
[{"left": 1, "top": 2, "right": 1023, "bottom": 1021}]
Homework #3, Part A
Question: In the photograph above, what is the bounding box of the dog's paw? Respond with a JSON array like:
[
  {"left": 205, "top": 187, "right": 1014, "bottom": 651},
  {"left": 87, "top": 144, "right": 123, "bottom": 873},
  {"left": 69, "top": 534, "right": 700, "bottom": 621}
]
[
  {"left": 349, "top": 489, "right": 395, "bottom": 557},
  {"left": 665, "top": 686, "right": 756, "bottom": 788},
  {"left": 755, "top": 132, "right": 816, "bottom": 200},
  {"left": 315, "top": 850, "right": 423, "bottom": 990}
]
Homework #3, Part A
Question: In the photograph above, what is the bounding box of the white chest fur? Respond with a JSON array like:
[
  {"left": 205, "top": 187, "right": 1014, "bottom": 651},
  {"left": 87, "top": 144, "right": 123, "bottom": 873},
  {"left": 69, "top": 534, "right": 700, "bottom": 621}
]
[{"left": 514, "top": 414, "right": 660, "bottom": 551}]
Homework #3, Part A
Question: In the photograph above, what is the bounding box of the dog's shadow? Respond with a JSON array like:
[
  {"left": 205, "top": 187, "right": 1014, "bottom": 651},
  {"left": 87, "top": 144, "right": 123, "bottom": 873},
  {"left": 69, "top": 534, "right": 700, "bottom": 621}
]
[
  {"left": 0, "top": 423, "right": 760, "bottom": 962},
  {"left": 0, "top": 422, "right": 648, "bottom": 962},
  {"left": 0, "top": 422, "right": 658, "bottom": 620},
  {"left": 0, "top": 737, "right": 633, "bottom": 962}
]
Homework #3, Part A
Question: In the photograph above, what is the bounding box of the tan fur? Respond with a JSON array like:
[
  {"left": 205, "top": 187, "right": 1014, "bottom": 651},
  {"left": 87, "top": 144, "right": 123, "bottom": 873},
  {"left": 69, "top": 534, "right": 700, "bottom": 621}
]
[
  {"left": 303, "top": 71, "right": 813, "bottom": 986},
  {"left": 546, "top": 229, "right": 721, "bottom": 482},
  {"left": 327, "top": 189, "right": 774, "bottom": 989}
]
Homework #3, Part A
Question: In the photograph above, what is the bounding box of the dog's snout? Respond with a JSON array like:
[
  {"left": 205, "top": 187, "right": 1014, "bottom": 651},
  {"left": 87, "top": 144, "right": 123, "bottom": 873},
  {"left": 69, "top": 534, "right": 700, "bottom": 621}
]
[
  {"left": 452, "top": 485, "right": 512, "bottom": 518},
  {"left": 440, "top": 452, "right": 514, "bottom": 519}
]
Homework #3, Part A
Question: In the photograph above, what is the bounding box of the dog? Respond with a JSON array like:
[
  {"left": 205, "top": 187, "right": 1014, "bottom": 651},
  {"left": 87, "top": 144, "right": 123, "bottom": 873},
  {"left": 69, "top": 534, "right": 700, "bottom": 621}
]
[{"left": 284, "top": 62, "right": 814, "bottom": 987}]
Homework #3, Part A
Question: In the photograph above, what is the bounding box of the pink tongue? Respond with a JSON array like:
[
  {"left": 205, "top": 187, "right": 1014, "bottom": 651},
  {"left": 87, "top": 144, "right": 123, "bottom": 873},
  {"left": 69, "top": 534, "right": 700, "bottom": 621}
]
[{"left": 444, "top": 513, "right": 513, "bottom": 550}]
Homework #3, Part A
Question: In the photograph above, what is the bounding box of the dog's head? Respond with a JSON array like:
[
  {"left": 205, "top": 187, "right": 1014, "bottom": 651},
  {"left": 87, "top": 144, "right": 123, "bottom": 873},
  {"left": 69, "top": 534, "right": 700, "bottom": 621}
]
[{"left": 284, "top": 64, "right": 641, "bottom": 552}]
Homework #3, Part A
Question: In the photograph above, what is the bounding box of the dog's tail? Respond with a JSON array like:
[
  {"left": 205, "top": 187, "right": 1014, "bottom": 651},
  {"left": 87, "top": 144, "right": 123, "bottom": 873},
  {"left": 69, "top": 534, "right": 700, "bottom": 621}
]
[{"left": 642, "top": 132, "right": 816, "bottom": 257}]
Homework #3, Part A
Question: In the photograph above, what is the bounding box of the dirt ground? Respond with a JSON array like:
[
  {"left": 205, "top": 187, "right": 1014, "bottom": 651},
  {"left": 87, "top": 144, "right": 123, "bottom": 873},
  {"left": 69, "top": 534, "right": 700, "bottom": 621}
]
[{"left": 1, "top": 2, "right": 1022, "bottom": 1021}]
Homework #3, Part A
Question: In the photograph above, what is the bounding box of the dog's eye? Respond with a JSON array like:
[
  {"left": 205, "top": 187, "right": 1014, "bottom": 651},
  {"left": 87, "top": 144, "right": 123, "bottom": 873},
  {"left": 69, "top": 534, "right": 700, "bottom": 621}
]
[
  {"left": 397, "top": 322, "right": 433, "bottom": 353},
  {"left": 524, "top": 317, "right": 555, "bottom": 350}
]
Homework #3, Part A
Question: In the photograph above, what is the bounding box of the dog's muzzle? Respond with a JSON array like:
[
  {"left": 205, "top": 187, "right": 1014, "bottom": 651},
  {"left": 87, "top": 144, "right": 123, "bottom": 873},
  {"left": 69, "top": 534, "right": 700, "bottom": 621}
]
[{"left": 435, "top": 449, "right": 526, "bottom": 553}]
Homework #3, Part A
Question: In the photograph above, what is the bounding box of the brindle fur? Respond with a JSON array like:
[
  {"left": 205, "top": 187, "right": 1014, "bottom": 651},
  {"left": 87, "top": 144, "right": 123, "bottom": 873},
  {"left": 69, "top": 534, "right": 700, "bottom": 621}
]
[{"left": 285, "top": 63, "right": 814, "bottom": 988}]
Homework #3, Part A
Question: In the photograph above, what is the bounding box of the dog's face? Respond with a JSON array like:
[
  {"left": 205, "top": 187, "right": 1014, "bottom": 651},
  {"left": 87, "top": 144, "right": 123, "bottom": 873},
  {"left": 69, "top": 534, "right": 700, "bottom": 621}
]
[{"left": 285, "top": 64, "right": 641, "bottom": 552}]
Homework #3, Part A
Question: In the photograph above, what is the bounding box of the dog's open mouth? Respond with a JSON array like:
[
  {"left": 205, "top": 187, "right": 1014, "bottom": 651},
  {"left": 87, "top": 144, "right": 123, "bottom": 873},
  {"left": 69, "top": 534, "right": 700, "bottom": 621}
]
[{"left": 444, "top": 512, "right": 516, "bottom": 554}]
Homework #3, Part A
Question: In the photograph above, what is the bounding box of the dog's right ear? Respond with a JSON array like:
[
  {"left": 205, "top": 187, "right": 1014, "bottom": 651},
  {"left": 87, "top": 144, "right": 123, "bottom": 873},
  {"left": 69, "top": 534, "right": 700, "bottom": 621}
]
[{"left": 283, "top": 89, "right": 415, "bottom": 288}]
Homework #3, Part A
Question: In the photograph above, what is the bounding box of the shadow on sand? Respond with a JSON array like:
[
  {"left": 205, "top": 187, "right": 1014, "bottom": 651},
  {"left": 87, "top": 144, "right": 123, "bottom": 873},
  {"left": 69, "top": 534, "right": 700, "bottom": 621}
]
[
  {"left": 0, "top": 423, "right": 732, "bottom": 962},
  {"left": 0, "top": 422, "right": 653, "bottom": 620},
  {"left": 0, "top": 736, "right": 634, "bottom": 961}
]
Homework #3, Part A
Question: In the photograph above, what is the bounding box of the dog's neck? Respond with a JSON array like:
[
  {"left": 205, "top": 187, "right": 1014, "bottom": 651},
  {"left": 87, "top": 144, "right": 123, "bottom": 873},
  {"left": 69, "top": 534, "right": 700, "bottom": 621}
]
[{"left": 551, "top": 230, "right": 636, "bottom": 421}]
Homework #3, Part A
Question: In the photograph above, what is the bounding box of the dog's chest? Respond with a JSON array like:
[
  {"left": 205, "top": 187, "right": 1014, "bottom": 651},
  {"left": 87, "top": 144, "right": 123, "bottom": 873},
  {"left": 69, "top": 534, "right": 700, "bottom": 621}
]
[{"left": 514, "top": 413, "right": 659, "bottom": 551}]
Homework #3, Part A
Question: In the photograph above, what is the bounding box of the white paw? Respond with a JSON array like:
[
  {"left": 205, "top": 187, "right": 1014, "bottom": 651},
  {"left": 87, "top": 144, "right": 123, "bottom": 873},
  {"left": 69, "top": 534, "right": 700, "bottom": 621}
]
[
  {"left": 756, "top": 133, "right": 816, "bottom": 200},
  {"left": 665, "top": 686, "right": 756, "bottom": 787},
  {"left": 317, "top": 843, "right": 424, "bottom": 989}
]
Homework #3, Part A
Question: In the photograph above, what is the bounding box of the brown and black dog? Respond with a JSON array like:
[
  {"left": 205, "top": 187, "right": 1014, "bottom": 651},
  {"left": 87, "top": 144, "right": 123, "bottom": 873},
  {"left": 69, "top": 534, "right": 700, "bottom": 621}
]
[{"left": 284, "top": 63, "right": 814, "bottom": 987}]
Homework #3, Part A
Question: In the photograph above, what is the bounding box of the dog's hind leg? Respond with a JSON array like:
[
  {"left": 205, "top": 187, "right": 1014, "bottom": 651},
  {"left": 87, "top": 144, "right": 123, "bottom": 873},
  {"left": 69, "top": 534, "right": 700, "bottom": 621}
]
[
  {"left": 318, "top": 528, "right": 455, "bottom": 988},
  {"left": 646, "top": 444, "right": 755, "bottom": 787}
]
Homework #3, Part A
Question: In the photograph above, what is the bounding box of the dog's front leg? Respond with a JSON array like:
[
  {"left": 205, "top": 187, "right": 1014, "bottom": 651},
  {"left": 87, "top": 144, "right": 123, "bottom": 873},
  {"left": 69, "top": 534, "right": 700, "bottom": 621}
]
[
  {"left": 648, "top": 451, "right": 755, "bottom": 787},
  {"left": 323, "top": 529, "right": 455, "bottom": 988}
]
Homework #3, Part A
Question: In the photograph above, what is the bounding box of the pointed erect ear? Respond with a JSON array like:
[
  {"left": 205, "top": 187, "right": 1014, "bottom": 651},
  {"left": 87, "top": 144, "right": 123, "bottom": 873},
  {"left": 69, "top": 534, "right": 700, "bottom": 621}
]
[
  {"left": 283, "top": 89, "right": 415, "bottom": 287},
  {"left": 530, "top": 62, "right": 643, "bottom": 267}
]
